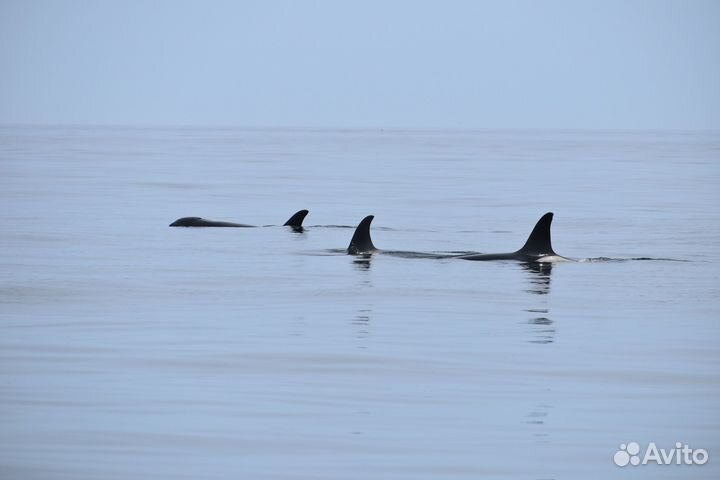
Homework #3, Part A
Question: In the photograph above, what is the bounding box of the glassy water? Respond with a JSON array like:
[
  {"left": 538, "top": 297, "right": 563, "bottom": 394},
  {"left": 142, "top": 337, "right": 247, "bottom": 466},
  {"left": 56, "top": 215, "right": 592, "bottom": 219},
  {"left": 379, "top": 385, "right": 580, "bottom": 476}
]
[{"left": 1, "top": 126, "right": 718, "bottom": 479}]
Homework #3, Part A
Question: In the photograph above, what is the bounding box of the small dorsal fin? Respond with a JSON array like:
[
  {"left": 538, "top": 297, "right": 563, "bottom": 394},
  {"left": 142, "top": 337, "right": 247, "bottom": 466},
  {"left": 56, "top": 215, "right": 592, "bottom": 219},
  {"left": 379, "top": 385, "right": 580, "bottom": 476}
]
[
  {"left": 348, "top": 215, "right": 376, "bottom": 254},
  {"left": 283, "top": 209, "right": 309, "bottom": 227},
  {"left": 518, "top": 212, "right": 556, "bottom": 255}
]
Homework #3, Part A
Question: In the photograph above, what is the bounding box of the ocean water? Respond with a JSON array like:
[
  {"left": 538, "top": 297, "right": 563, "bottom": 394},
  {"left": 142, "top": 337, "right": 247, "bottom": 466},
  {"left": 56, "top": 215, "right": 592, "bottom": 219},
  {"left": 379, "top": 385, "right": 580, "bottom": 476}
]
[{"left": 1, "top": 126, "right": 718, "bottom": 479}]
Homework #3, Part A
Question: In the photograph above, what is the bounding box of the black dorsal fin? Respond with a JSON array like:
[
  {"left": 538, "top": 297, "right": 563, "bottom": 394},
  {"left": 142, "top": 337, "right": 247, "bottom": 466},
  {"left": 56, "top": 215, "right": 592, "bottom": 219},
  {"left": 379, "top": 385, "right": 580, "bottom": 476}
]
[
  {"left": 518, "top": 212, "right": 556, "bottom": 255},
  {"left": 283, "top": 209, "right": 309, "bottom": 227},
  {"left": 347, "top": 215, "right": 376, "bottom": 254}
]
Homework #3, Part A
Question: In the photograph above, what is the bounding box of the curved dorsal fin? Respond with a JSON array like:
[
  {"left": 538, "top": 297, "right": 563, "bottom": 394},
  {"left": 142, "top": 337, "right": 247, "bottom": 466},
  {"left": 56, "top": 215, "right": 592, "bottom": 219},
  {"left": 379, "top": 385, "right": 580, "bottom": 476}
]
[
  {"left": 518, "top": 212, "right": 556, "bottom": 255},
  {"left": 348, "top": 215, "right": 376, "bottom": 254},
  {"left": 283, "top": 209, "right": 309, "bottom": 227}
]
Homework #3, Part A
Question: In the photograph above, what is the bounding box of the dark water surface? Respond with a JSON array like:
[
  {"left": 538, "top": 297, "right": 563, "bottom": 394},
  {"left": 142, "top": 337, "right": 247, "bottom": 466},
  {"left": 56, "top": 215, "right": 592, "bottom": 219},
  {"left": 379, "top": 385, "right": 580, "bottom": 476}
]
[{"left": 1, "top": 127, "right": 718, "bottom": 479}]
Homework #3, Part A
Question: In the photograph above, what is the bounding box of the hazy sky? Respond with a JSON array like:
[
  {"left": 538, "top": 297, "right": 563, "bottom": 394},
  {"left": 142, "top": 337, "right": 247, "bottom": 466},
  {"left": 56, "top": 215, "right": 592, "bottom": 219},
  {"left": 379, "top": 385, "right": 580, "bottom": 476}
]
[{"left": 1, "top": 0, "right": 718, "bottom": 129}]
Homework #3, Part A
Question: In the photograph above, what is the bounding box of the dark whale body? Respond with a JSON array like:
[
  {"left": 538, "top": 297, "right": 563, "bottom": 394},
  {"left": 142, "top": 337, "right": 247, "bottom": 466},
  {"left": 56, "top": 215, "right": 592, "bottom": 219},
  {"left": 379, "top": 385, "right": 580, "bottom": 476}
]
[
  {"left": 169, "top": 210, "right": 309, "bottom": 229},
  {"left": 457, "top": 212, "right": 570, "bottom": 263},
  {"left": 169, "top": 217, "right": 253, "bottom": 227},
  {"left": 346, "top": 215, "right": 461, "bottom": 259}
]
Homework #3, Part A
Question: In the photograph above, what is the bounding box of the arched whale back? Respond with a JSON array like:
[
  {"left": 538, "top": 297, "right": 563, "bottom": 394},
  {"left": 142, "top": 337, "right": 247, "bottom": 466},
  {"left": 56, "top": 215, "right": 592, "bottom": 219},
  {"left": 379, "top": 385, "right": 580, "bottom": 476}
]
[
  {"left": 347, "top": 215, "right": 376, "bottom": 254},
  {"left": 169, "top": 217, "right": 252, "bottom": 227},
  {"left": 283, "top": 209, "right": 309, "bottom": 228},
  {"left": 517, "top": 212, "right": 556, "bottom": 256},
  {"left": 171, "top": 216, "right": 202, "bottom": 226}
]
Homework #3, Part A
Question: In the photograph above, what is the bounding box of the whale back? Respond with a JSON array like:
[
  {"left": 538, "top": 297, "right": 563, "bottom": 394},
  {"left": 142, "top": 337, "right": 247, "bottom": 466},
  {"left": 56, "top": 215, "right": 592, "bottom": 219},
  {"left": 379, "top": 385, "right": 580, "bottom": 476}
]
[{"left": 170, "top": 217, "right": 202, "bottom": 226}]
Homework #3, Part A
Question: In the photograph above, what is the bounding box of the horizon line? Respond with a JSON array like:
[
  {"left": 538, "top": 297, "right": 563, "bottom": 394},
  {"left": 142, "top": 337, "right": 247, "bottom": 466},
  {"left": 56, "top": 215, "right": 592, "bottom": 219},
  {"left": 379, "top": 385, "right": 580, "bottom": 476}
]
[{"left": 1, "top": 122, "right": 719, "bottom": 134}]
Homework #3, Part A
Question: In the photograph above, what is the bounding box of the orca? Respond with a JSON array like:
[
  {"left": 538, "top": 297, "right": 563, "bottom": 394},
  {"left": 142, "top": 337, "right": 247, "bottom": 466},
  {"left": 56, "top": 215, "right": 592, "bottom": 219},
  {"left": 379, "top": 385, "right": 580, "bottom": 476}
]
[
  {"left": 346, "top": 215, "right": 460, "bottom": 259},
  {"left": 457, "top": 212, "right": 572, "bottom": 263},
  {"left": 347, "top": 215, "right": 377, "bottom": 254},
  {"left": 170, "top": 209, "right": 309, "bottom": 229},
  {"left": 283, "top": 210, "right": 310, "bottom": 230}
]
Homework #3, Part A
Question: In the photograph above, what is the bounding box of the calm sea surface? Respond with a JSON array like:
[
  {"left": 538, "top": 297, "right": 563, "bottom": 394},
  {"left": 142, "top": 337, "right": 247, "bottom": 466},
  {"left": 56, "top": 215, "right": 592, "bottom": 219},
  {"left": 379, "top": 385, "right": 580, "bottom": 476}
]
[{"left": 1, "top": 126, "right": 718, "bottom": 479}]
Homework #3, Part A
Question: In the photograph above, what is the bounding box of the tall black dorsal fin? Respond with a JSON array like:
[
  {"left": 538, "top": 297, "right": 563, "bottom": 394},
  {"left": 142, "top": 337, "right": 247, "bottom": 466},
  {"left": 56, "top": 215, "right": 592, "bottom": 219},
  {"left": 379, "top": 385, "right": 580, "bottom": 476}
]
[
  {"left": 347, "top": 215, "right": 376, "bottom": 254},
  {"left": 518, "top": 212, "right": 556, "bottom": 255},
  {"left": 283, "top": 209, "right": 309, "bottom": 227}
]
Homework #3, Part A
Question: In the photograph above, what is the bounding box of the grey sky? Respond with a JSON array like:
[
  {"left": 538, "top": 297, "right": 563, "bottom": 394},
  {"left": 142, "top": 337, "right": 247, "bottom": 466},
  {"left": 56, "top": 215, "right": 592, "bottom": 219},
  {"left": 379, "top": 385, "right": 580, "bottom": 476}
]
[{"left": 1, "top": 0, "right": 718, "bottom": 129}]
